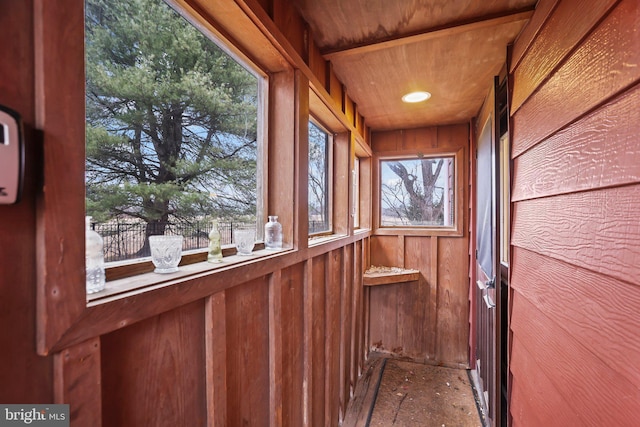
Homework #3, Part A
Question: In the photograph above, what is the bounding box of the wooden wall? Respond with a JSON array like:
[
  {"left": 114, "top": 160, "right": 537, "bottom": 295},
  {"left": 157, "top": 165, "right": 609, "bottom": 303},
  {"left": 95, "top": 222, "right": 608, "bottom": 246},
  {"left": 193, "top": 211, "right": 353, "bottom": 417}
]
[
  {"left": 1, "top": 1, "right": 370, "bottom": 426},
  {"left": 93, "top": 242, "right": 368, "bottom": 427},
  {"left": 0, "top": 0, "right": 53, "bottom": 405},
  {"left": 367, "top": 124, "right": 470, "bottom": 367},
  {"left": 508, "top": 0, "right": 640, "bottom": 425}
]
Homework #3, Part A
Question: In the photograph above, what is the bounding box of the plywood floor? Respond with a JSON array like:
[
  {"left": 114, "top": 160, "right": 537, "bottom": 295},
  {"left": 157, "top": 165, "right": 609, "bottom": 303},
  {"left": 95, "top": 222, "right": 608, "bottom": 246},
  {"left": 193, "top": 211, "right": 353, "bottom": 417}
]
[{"left": 344, "top": 355, "right": 484, "bottom": 427}]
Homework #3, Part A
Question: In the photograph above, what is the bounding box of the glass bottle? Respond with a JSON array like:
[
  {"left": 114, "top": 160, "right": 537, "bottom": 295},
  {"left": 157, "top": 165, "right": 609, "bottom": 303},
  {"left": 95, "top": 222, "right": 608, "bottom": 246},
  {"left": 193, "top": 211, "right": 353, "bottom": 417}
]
[
  {"left": 208, "top": 220, "right": 223, "bottom": 263},
  {"left": 264, "top": 215, "right": 283, "bottom": 250},
  {"left": 85, "top": 216, "right": 106, "bottom": 294}
]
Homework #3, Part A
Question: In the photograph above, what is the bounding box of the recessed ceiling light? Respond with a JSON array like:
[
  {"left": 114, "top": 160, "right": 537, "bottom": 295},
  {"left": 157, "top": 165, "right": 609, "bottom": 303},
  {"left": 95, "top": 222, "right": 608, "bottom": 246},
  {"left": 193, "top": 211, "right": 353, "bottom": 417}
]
[{"left": 402, "top": 91, "right": 431, "bottom": 103}]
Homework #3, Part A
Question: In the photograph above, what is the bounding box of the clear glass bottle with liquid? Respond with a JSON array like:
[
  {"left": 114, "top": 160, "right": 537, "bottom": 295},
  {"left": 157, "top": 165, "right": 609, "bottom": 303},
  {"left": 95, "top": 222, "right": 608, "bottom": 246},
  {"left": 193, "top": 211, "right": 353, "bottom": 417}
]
[
  {"left": 85, "top": 216, "right": 106, "bottom": 294},
  {"left": 264, "top": 215, "right": 283, "bottom": 250},
  {"left": 208, "top": 220, "right": 223, "bottom": 263}
]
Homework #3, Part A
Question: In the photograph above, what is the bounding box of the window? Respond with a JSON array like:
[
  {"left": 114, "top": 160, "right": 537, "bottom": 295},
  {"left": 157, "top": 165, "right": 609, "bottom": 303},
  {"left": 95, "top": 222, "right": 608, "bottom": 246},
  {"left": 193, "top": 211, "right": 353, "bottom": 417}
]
[
  {"left": 353, "top": 157, "right": 360, "bottom": 228},
  {"left": 84, "top": 0, "right": 262, "bottom": 263},
  {"left": 379, "top": 155, "right": 455, "bottom": 227},
  {"left": 499, "top": 133, "right": 510, "bottom": 265},
  {"left": 308, "top": 120, "right": 331, "bottom": 234}
]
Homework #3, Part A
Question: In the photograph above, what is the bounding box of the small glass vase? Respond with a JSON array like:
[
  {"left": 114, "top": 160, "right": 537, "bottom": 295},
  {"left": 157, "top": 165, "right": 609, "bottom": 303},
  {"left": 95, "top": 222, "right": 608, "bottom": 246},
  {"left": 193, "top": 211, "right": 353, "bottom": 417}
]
[
  {"left": 264, "top": 215, "right": 283, "bottom": 250},
  {"left": 208, "top": 221, "right": 223, "bottom": 263},
  {"left": 85, "top": 216, "right": 106, "bottom": 294},
  {"left": 149, "top": 235, "right": 183, "bottom": 273}
]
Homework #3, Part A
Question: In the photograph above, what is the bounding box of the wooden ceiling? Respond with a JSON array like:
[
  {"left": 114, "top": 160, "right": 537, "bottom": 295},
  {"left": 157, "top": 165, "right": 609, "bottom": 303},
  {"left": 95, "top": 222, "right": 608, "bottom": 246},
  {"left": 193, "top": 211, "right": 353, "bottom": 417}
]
[{"left": 291, "top": 0, "right": 537, "bottom": 130}]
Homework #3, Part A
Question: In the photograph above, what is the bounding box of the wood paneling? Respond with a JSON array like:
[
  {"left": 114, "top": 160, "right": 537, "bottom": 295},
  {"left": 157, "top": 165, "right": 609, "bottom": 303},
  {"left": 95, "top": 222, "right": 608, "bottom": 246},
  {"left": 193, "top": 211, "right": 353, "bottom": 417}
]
[
  {"left": 310, "top": 255, "right": 327, "bottom": 426},
  {"left": 206, "top": 292, "right": 227, "bottom": 427},
  {"left": 339, "top": 245, "right": 354, "bottom": 417},
  {"left": 0, "top": 0, "right": 53, "bottom": 404},
  {"left": 325, "top": 249, "right": 342, "bottom": 424},
  {"left": 436, "top": 237, "right": 470, "bottom": 364},
  {"left": 509, "top": 1, "right": 640, "bottom": 424},
  {"left": 272, "top": 0, "right": 307, "bottom": 60},
  {"left": 9, "top": 0, "right": 363, "bottom": 426},
  {"left": 54, "top": 339, "right": 101, "bottom": 426},
  {"left": 225, "top": 278, "right": 271, "bottom": 426},
  {"left": 101, "top": 301, "right": 207, "bottom": 426},
  {"left": 278, "top": 264, "right": 305, "bottom": 427},
  {"left": 367, "top": 124, "right": 470, "bottom": 367},
  {"left": 35, "top": 0, "right": 87, "bottom": 355}
]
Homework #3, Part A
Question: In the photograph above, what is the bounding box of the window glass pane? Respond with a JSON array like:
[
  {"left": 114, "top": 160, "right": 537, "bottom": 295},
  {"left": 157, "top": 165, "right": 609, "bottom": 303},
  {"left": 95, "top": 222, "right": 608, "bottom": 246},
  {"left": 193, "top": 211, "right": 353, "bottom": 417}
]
[
  {"left": 380, "top": 157, "right": 454, "bottom": 227},
  {"left": 500, "top": 134, "right": 510, "bottom": 265},
  {"left": 353, "top": 157, "right": 360, "bottom": 228},
  {"left": 85, "top": 0, "right": 260, "bottom": 262},
  {"left": 308, "top": 121, "right": 330, "bottom": 234}
]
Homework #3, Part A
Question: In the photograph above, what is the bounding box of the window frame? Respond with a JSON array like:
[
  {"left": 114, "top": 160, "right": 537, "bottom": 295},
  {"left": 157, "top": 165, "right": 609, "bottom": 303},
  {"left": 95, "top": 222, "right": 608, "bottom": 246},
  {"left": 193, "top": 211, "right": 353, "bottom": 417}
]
[
  {"left": 373, "top": 148, "right": 464, "bottom": 236},
  {"left": 83, "top": 0, "right": 274, "bottom": 289},
  {"left": 307, "top": 117, "right": 334, "bottom": 237},
  {"left": 352, "top": 156, "right": 360, "bottom": 229},
  {"left": 35, "top": 0, "right": 361, "bottom": 355}
]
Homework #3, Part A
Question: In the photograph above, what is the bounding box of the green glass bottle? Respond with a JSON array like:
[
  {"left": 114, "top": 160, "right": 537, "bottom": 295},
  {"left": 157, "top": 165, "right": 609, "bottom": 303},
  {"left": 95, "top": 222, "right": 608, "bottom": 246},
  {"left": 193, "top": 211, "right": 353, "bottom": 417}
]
[{"left": 208, "top": 221, "right": 223, "bottom": 263}]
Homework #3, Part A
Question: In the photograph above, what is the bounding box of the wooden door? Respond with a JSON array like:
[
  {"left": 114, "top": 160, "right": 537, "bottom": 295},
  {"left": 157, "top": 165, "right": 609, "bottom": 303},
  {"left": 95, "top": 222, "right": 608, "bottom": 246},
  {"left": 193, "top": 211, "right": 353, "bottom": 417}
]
[{"left": 474, "top": 75, "right": 509, "bottom": 427}]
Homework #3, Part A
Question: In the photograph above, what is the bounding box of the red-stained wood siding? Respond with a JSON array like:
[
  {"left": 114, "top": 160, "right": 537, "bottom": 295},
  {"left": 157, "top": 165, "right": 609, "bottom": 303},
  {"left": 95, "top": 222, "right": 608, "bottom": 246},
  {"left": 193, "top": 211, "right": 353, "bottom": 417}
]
[{"left": 509, "top": 0, "right": 640, "bottom": 425}]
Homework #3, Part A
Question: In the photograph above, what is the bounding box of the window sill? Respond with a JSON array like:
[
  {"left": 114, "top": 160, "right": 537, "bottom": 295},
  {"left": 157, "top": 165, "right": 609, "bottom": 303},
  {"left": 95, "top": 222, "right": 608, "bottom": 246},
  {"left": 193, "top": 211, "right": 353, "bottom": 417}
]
[
  {"left": 373, "top": 226, "right": 462, "bottom": 237},
  {"left": 353, "top": 228, "right": 371, "bottom": 235},
  {"left": 87, "top": 246, "right": 292, "bottom": 303},
  {"left": 308, "top": 233, "right": 349, "bottom": 247}
]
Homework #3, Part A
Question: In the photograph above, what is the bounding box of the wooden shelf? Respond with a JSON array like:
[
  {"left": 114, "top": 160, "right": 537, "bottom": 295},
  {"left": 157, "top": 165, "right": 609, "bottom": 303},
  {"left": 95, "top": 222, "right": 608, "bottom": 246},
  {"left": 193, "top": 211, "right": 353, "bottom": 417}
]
[{"left": 363, "top": 268, "right": 420, "bottom": 286}]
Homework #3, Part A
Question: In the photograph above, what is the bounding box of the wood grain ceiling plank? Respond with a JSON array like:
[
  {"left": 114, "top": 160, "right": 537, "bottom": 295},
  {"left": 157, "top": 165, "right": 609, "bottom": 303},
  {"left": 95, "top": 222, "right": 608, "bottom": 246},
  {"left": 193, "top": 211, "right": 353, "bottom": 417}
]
[{"left": 322, "top": 7, "right": 534, "bottom": 60}]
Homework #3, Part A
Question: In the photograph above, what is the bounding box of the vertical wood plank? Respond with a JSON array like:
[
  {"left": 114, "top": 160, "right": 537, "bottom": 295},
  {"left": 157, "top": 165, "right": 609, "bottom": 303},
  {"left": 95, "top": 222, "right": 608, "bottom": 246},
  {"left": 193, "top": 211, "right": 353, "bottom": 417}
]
[
  {"left": 363, "top": 237, "right": 371, "bottom": 360},
  {"left": 54, "top": 338, "right": 101, "bottom": 427},
  {"left": 428, "top": 236, "right": 439, "bottom": 358},
  {"left": 436, "top": 237, "right": 470, "bottom": 365},
  {"left": 396, "top": 235, "right": 405, "bottom": 267},
  {"left": 369, "top": 235, "right": 399, "bottom": 267},
  {"left": 269, "top": 270, "right": 283, "bottom": 427},
  {"left": 270, "top": 70, "right": 306, "bottom": 248},
  {"left": 334, "top": 132, "right": 351, "bottom": 236},
  {"left": 350, "top": 242, "right": 361, "bottom": 390},
  {"left": 101, "top": 301, "right": 207, "bottom": 427},
  {"left": 339, "top": 245, "right": 354, "bottom": 419},
  {"left": 325, "top": 249, "right": 342, "bottom": 426},
  {"left": 403, "top": 236, "right": 431, "bottom": 360},
  {"left": 280, "top": 265, "right": 304, "bottom": 427},
  {"left": 311, "top": 255, "right": 326, "bottom": 427},
  {"left": 303, "top": 259, "right": 313, "bottom": 427},
  {"left": 206, "top": 292, "right": 227, "bottom": 427},
  {"left": 0, "top": 0, "right": 54, "bottom": 404},
  {"left": 226, "top": 279, "right": 270, "bottom": 427},
  {"left": 35, "top": 0, "right": 86, "bottom": 356}
]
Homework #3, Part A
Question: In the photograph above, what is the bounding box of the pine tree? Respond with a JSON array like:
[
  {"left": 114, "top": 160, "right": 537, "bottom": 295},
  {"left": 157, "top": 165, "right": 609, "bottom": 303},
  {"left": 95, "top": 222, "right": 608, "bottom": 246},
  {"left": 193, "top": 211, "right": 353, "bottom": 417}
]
[{"left": 85, "top": 0, "right": 258, "bottom": 253}]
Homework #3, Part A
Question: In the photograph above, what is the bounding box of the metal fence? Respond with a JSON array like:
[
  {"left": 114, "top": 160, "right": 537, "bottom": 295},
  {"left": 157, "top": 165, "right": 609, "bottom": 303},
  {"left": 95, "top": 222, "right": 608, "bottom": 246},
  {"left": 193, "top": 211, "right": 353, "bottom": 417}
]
[
  {"left": 93, "top": 221, "right": 256, "bottom": 262},
  {"left": 93, "top": 219, "right": 330, "bottom": 262}
]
